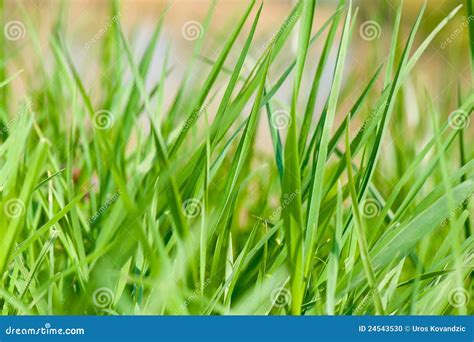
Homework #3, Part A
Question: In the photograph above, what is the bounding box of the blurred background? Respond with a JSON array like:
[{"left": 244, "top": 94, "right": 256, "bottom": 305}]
[{"left": 2, "top": 0, "right": 472, "bottom": 152}]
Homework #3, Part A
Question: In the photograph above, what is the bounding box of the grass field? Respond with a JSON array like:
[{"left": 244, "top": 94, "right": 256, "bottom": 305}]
[{"left": 0, "top": 0, "right": 473, "bottom": 315}]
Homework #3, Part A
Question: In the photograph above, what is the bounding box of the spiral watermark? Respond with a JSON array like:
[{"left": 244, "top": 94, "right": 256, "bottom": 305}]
[
  {"left": 360, "top": 198, "right": 381, "bottom": 219},
  {"left": 359, "top": 21, "right": 381, "bottom": 41},
  {"left": 3, "top": 198, "right": 26, "bottom": 219},
  {"left": 181, "top": 21, "right": 203, "bottom": 41},
  {"left": 448, "top": 110, "right": 469, "bottom": 130},
  {"left": 270, "top": 110, "right": 292, "bottom": 130},
  {"left": 4, "top": 21, "right": 26, "bottom": 41},
  {"left": 270, "top": 287, "right": 292, "bottom": 308},
  {"left": 92, "top": 287, "right": 114, "bottom": 308},
  {"left": 92, "top": 110, "right": 115, "bottom": 130},
  {"left": 182, "top": 198, "right": 203, "bottom": 218},
  {"left": 448, "top": 287, "right": 470, "bottom": 308}
]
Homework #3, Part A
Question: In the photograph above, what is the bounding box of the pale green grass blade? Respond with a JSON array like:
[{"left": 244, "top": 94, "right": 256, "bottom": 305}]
[
  {"left": 339, "top": 179, "right": 474, "bottom": 295},
  {"left": 0, "top": 140, "right": 49, "bottom": 275},
  {"left": 304, "top": 1, "right": 353, "bottom": 282},
  {"left": 170, "top": 0, "right": 256, "bottom": 155},
  {"left": 299, "top": 0, "right": 343, "bottom": 155},
  {"left": 345, "top": 121, "right": 384, "bottom": 314},
  {"left": 326, "top": 182, "right": 343, "bottom": 314},
  {"left": 384, "top": 0, "right": 403, "bottom": 86},
  {"left": 282, "top": 0, "right": 317, "bottom": 315}
]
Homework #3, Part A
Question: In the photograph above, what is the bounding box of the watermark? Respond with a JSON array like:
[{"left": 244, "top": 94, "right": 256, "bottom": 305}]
[
  {"left": 262, "top": 11, "right": 298, "bottom": 50},
  {"left": 269, "top": 190, "right": 300, "bottom": 222},
  {"left": 360, "top": 198, "right": 381, "bottom": 219},
  {"left": 4, "top": 20, "right": 26, "bottom": 41},
  {"left": 92, "top": 110, "right": 115, "bottom": 130},
  {"left": 182, "top": 198, "right": 203, "bottom": 219},
  {"left": 88, "top": 190, "right": 121, "bottom": 225},
  {"left": 270, "top": 287, "right": 292, "bottom": 308},
  {"left": 440, "top": 192, "right": 473, "bottom": 228},
  {"left": 84, "top": 13, "right": 121, "bottom": 49},
  {"left": 359, "top": 20, "right": 381, "bottom": 41},
  {"left": 270, "top": 110, "right": 292, "bottom": 130},
  {"left": 92, "top": 287, "right": 114, "bottom": 308},
  {"left": 448, "top": 110, "right": 470, "bottom": 130},
  {"left": 181, "top": 21, "right": 203, "bottom": 41},
  {"left": 353, "top": 287, "right": 379, "bottom": 315},
  {"left": 0, "top": 100, "right": 32, "bottom": 136},
  {"left": 179, "top": 277, "right": 213, "bottom": 312},
  {"left": 440, "top": 15, "right": 474, "bottom": 49},
  {"left": 3, "top": 198, "right": 26, "bottom": 219},
  {"left": 352, "top": 103, "right": 388, "bottom": 139},
  {"left": 448, "top": 287, "right": 470, "bottom": 308},
  {"left": 467, "top": 249, "right": 474, "bottom": 264},
  {"left": 177, "top": 103, "right": 209, "bottom": 139},
  {"left": 5, "top": 323, "right": 85, "bottom": 336}
]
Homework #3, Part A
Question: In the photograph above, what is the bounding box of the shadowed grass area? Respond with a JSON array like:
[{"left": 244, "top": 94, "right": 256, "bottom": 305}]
[{"left": 0, "top": 0, "right": 472, "bottom": 315}]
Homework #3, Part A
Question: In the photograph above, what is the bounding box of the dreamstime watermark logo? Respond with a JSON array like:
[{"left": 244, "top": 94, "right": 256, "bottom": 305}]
[
  {"left": 440, "top": 15, "right": 474, "bottom": 49},
  {"left": 448, "top": 110, "right": 470, "bottom": 130},
  {"left": 448, "top": 287, "right": 470, "bottom": 308},
  {"left": 262, "top": 11, "right": 298, "bottom": 50},
  {"left": 181, "top": 21, "right": 203, "bottom": 41},
  {"left": 270, "top": 110, "right": 292, "bottom": 130},
  {"left": 178, "top": 277, "right": 213, "bottom": 313},
  {"left": 1, "top": 100, "right": 32, "bottom": 136},
  {"left": 84, "top": 13, "right": 121, "bottom": 49},
  {"left": 440, "top": 192, "right": 473, "bottom": 228},
  {"left": 359, "top": 21, "right": 381, "bottom": 41},
  {"left": 270, "top": 287, "right": 292, "bottom": 308},
  {"left": 360, "top": 198, "right": 381, "bottom": 219},
  {"left": 352, "top": 103, "right": 388, "bottom": 139},
  {"left": 269, "top": 190, "right": 300, "bottom": 222},
  {"left": 177, "top": 103, "right": 209, "bottom": 138},
  {"left": 353, "top": 288, "right": 379, "bottom": 315},
  {"left": 3, "top": 198, "right": 26, "bottom": 219},
  {"left": 4, "top": 20, "right": 26, "bottom": 41},
  {"left": 182, "top": 198, "right": 203, "bottom": 218},
  {"left": 92, "top": 110, "right": 115, "bottom": 130},
  {"left": 466, "top": 249, "right": 474, "bottom": 264},
  {"left": 5, "top": 323, "right": 85, "bottom": 336},
  {"left": 92, "top": 287, "right": 114, "bottom": 308},
  {"left": 88, "top": 190, "right": 121, "bottom": 225}
]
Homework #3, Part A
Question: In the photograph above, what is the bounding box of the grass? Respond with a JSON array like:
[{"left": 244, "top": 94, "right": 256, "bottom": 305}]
[{"left": 0, "top": 0, "right": 472, "bottom": 315}]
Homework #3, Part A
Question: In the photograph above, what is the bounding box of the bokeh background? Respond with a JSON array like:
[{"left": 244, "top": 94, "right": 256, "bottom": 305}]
[
  {"left": 3, "top": 0, "right": 472, "bottom": 197},
  {"left": 3, "top": 0, "right": 472, "bottom": 141}
]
